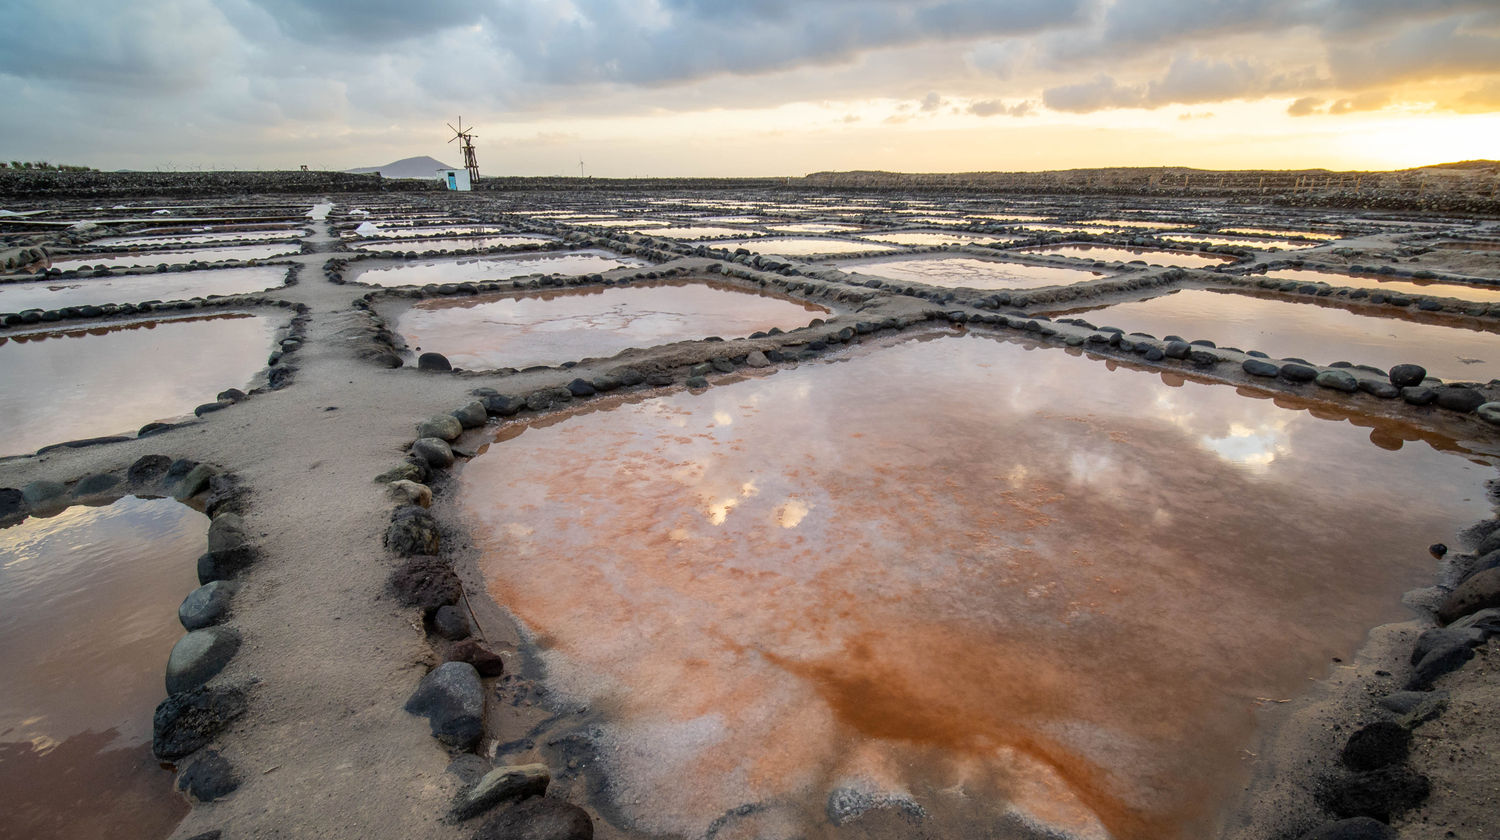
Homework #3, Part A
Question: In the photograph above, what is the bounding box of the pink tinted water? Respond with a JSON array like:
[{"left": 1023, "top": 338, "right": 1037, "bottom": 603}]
[
  {"left": 838, "top": 255, "right": 1104, "bottom": 289},
  {"left": 1261, "top": 268, "right": 1500, "bottom": 304},
  {"left": 0, "top": 313, "right": 278, "bottom": 456},
  {"left": 0, "top": 266, "right": 288, "bottom": 312},
  {"left": 396, "top": 279, "right": 827, "bottom": 370},
  {"left": 349, "top": 250, "right": 648, "bottom": 288},
  {"left": 1017, "top": 244, "right": 1240, "bottom": 269},
  {"left": 0, "top": 496, "right": 206, "bottom": 840}
]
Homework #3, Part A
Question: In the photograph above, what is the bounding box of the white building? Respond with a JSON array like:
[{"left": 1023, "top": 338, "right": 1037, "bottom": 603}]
[{"left": 437, "top": 168, "right": 471, "bottom": 191}]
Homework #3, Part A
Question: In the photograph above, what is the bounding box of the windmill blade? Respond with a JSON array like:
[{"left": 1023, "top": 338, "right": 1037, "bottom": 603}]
[{"left": 446, "top": 123, "right": 458, "bottom": 134}]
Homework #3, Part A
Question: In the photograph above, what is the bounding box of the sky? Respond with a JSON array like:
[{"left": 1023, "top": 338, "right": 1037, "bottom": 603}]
[{"left": 3, "top": 0, "right": 1498, "bottom": 176}]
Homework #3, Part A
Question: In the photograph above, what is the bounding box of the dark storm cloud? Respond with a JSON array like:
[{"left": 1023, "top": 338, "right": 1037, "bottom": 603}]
[
  {"left": 1041, "top": 54, "right": 1315, "bottom": 112},
  {"left": 240, "top": 0, "right": 488, "bottom": 42}
]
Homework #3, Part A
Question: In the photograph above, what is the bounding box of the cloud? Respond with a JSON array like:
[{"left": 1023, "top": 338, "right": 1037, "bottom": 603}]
[
  {"left": 919, "top": 91, "right": 944, "bottom": 111},
  {"left": 1328, "top": 91, "right": 1391, "bottom": 114},
  {"left": 1042, "top": 74, "right": 1145, "bottom": 112},
  {"left": 968, "top": 99, "right": 1035, "bottom": 117},
  {"left": 1454, "top": 78, "right": 1500, "bottom": 112},
  {"left": 1327, "top": 13, "right": 1500, "bottom": 87},
  {"left": 1286, "top": 96, "right": 1324, "bottom": 116},
  {"left": 1041, "top": 53, "right": 1321, "bottom": 113}
]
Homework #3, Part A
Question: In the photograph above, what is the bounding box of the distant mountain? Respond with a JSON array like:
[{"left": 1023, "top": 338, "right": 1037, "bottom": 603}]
[{"left": 348, "top": 156, "right": 456, "bottom": 179}]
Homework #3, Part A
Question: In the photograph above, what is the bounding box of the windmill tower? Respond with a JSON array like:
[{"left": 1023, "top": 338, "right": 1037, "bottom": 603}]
[{"left": 447, "top": 117, "right": 480, "bottom": 183}]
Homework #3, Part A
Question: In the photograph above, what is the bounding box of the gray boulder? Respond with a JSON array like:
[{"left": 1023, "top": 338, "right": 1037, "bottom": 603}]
[
  {"left": 1437, "top": 566, "right": 1500, "bottom": 624},
  {"left": 179, "top": 581, "right": 239, "bottom": 630},
  {"left": 475, "top": 796, "right": 593, "bottom": 840},
  {"left": 1388, "top": 364, "right": 1427, "bottom": 388},
  {"left": 404, "top": 661, "right": 484, "bottom": 749},
  {"left": 1315, "top": 369, "right": 1359, "bottom": 393},
  {"left": 386, "top": 505, "right": 441, "bottom": 555},
  {"left": 1478, "top": 402, "right": 1500, "bottom": 426},
  {"left": 450, "top": 763, "right": 551, "bottom": 821},
  {"left": 153, "top": 685, "right": 249, "bottom": 761},
  {"left": 166, "top": 627, "right": 242, "bottom": 695},
  {"left": 419, "top": 414, "right": 463, "bottom": 441},
  {"left": 411, "top": 437, "right": 454, "bottom": 468},
  {"left": 451, "top": 401, "right": 488, "bottom": 429},
  {"left": 176, "top": 749, "right": 241, "bottom": 802},
  {"left": 1242, "top": 358, "right": 1279, "bottom": 377}
]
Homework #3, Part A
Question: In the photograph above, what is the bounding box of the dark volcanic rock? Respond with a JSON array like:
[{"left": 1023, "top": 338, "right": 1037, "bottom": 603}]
[
  {"left": 73, "top": 472, "right": 121, "bottom": 496},
  {"left": 1242, "top": 358, "right": 1280, "bottom": 377},
  {"left": 389, "top": 555, "right": 462, "bottom": 613},
  {"left": 1163, "top": 340, "right": 1190, "bottom": 359},
  {"left": 1315, "top": 369, "right": 1359, "bottom": 393},
  {"left": 179, "top": 580, "right": 239, "bottom": 630},
  {"left": 474, "top": 797, "right": 594, "bottom": 840},
  {"left": 1388, "top": 364, "right": 1427, "bottom": 388},
  {"left": 404, "top": 661, "right": 484, "bottom": 749},
  {"left": 1339, "top": 722, "right": 1411, "bottom": 771},
  {"left": 1357, "top": 380, "right": 1400, "bottom": 399},
  {"left": 386, "top": 505, "right": 441, "bottom": 555},
  {"left": 0, "top": 487, "right": 23, "bottom": 521},
  {"left": 418, "top": 352, "right": 453, "bottom": 371},
  {"left": 153, "top": 685, "right": 249, "bottom": 761},
  {"left": 447, "top": 640, "right": 505, "bottom": 677},
  {"left": 433, "top": 604, "right": 472, "bottom": 640},
  {"left": 1317, "top": 765, "right": 1430, "bottom": 821},
  {"left": 176, "top": 749, "right": 241, "bottom": 802},
  {"left": 1435, "top": 386, "right": 1486, "bottom": 413},
  {"left": 166, "top": 627, "right": 242, "bottom": 695},
  {"left": 1400, "top": 386, "right": 1438, "bottom": 406},
  {"left": 1437, "top": 566, "right": 1500, "bottom": 624},
  {"left": 411, "top": 437, "right": 455, "bottom": 468},
  {"left": 566, "top": 378, "right": 596, "bottom": 397},
  {"left": 1280, "top": 362, "right": 1318, "bottom": 382},
  {"left": 482, "top": 394, "right": 526, "bottom": 416},
  {"left": 450, "top": 763, "right": 550, "bottom": 822}
]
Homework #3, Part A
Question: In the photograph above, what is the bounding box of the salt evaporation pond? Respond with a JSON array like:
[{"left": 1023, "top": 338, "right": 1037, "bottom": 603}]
[
  {"left": 0, "top": 266, "right": 289, "bottom": 312},
  {"left": 457, "top": 333, "right": 1493, "bottom": 840},
  {"left": 859, "top": 231, "right": 1019, "bottom": 246},
  {"left": 90, "top": 229, "right": 306, "bottom": 247},
  {"left": 631, "top": 226, "right": 751, "bottom": 240},
  {"left": 767, "top": 223, "right": 863, "bottom": 234},
  {"left": 838, "top": 255, "right": 1104, "bottom": 289},
  {"left": 351, "top": 224, "right": 508, "bottom": 239},
  {"left": 706, "top": 237, "right": 899, "bottom": 257},
  {"left": 395, "top": 279, "right": 827, "bottom": 370},
  {"left": 0, "top": 496, "right": 206, "bottom": 840},
  {"left": 1260, "top": 267, "right": 1500, "bottom": 304},
  {"left": 352, "top": 235, "right": 555, "bottom": 253},
  {"left": 0, "top": 313, "right": 278, "bottom": 457},
  {"left": 1017, "top": 244, "right": 1240, "bottom": 269},
  {"left": 348, "top": 250, "right": 649, "bottom": 288},
  {"left": 48, "top": 244, "right": 299, "bottom": 271},
  {"left": 1164, "top": 234, "right": 1316, "bottom": 250},
  {"left": 1056, "top": 288, "right": 1500, "bottom": 381}
]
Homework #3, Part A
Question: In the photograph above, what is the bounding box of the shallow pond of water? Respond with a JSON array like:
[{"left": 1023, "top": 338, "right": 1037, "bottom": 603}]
[
  {"left": 0, "top": 266, "right": 289, "bottom": 312},
  {"left": 348, "top": 250, "right": 649, "bottom": 288},
  {"left": 858, "top": 231, "right": 1020, "bottom": 247},
  {"left": 48, "top": 244, "right": 300, "bottom": 271},
  {"left": 352, "top": 235, "right": 555, "bottom": 253},
  {"left": 351, "top": 224, "right": 508, "bottom": 239},
  {"left": 1053, "top": 288, "right": 1500, "bottom": 380},
  {"left": 0, "top": 496, "right": 206, "bottom": 840},
  {"left": 706, "top": 237, "right": 899, "bottom": 257},
  {"left": 1221, "top": 228, "right": 1339, "bottom": 241},
  {"left": 633, "top": 226, "right": 754, "bottom": 240},
  {"left": 90, "top": 230, "right": 307, "bottom": 247},
  {"left": 767, "top": 223, "right": 864, "bottom": 234},
  {"left": 1164, "top": 234, "right": 1316, "bottom": 250},
  {"left": 1260, "top": 268, "right": 1500, "bottom": 304},
  {"left": 1431, "top": 240, "right": 1500, "bottom": 252},
  {"left": 458, "top": 332, "right": 1493, "bottom": 840},
  {"left": 837, "top": 256, "right": 1105, "bottom": 289},
  {"left": 395, "top": 279, "right": 828, "bottom": 370},
  {"left": 0, "top": 313, "right": 278, "bottom": 456},
  {"left": 1016, "top": 244, "right": 1240, "bottom": 269}
]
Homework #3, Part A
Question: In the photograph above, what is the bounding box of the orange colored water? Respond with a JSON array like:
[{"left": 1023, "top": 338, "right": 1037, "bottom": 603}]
[
  {"left": 459, "top": 334, "right": 1493, "bottom": 840},
  {"left": 0, "top": 497, "right": 207, "bottom": 840}
]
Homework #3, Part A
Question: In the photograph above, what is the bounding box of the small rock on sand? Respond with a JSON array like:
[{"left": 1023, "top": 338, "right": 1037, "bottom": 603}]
[{"left": 404, "top": 661, "right": 484, "bottom": 749}]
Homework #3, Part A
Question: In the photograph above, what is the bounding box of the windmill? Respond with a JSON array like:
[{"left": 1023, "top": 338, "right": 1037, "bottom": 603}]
[
  {"left": 447, "top": 117, "right": 480, "bottom": 183},
  {"left": 578, "top": 156, "right": 586, "bottom": 178}
]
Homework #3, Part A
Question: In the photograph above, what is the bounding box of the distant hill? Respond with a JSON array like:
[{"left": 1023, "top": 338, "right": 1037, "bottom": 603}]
[{"left": 348, "top": 156, "right": 456, "bottom": 179}]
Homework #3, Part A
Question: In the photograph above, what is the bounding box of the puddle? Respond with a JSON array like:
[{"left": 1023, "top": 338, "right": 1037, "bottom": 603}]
[
  {"left": 858, "top": 231, "right": 1020, "bottom": 247},
  {"left": 348, "top": 250, "right": 649, "bottom": 288},
  {"left": 706, "top": 237, "right": 899, "bottom": 257},
  {"left": 458, "top": 333, "right": 1493, "bottom": 840},
  {"left": 1222, "top": 228, "right": 1339, "bottom": 240},
  {"left": 838, "top": 255, "right": 1105, "bottom": 289},
  {"left": 1260, "top": 268, "right": 1500, "bottom": 304},
  {"left": 0, "top": 313, "right": 279, "bottom": 457},
  {"left": 1163, "top": 235, "right": 1316, "bottom": 250},
  {"left": 394, "top": 279, "right": 827, "bottom": 370},
  {"left": 1080, "top": 220, "right": 1192, "bottom": 231},
  {"left": 0, "top": 496, "right": 206, "bottom": 840},
  {"left": 768, "top": 223, "right": 864, "bottom": 234},
  {"left": 351, "top": 225, "right": 509, "bottom": 239},
  {"left": 352, "top": 235, "right": 555, "bottom": 253},
  {"left": 46, "top": 244, "right": 300, "bottom": 272},
  {"left": 1015, "top": 244, "right": 1240, "bottom": 269},
  {"left": 90, "top": 230, "right": 306, "bottom": 247},
  {"left": 0, "top": 266, "right": 289, "bottom": 312},
  {"left": 1052, "top": 288, "right": 1500, "bottom": 380},
  {"left": 633, "top": 227, "right": 754, "bottom": 240}
]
